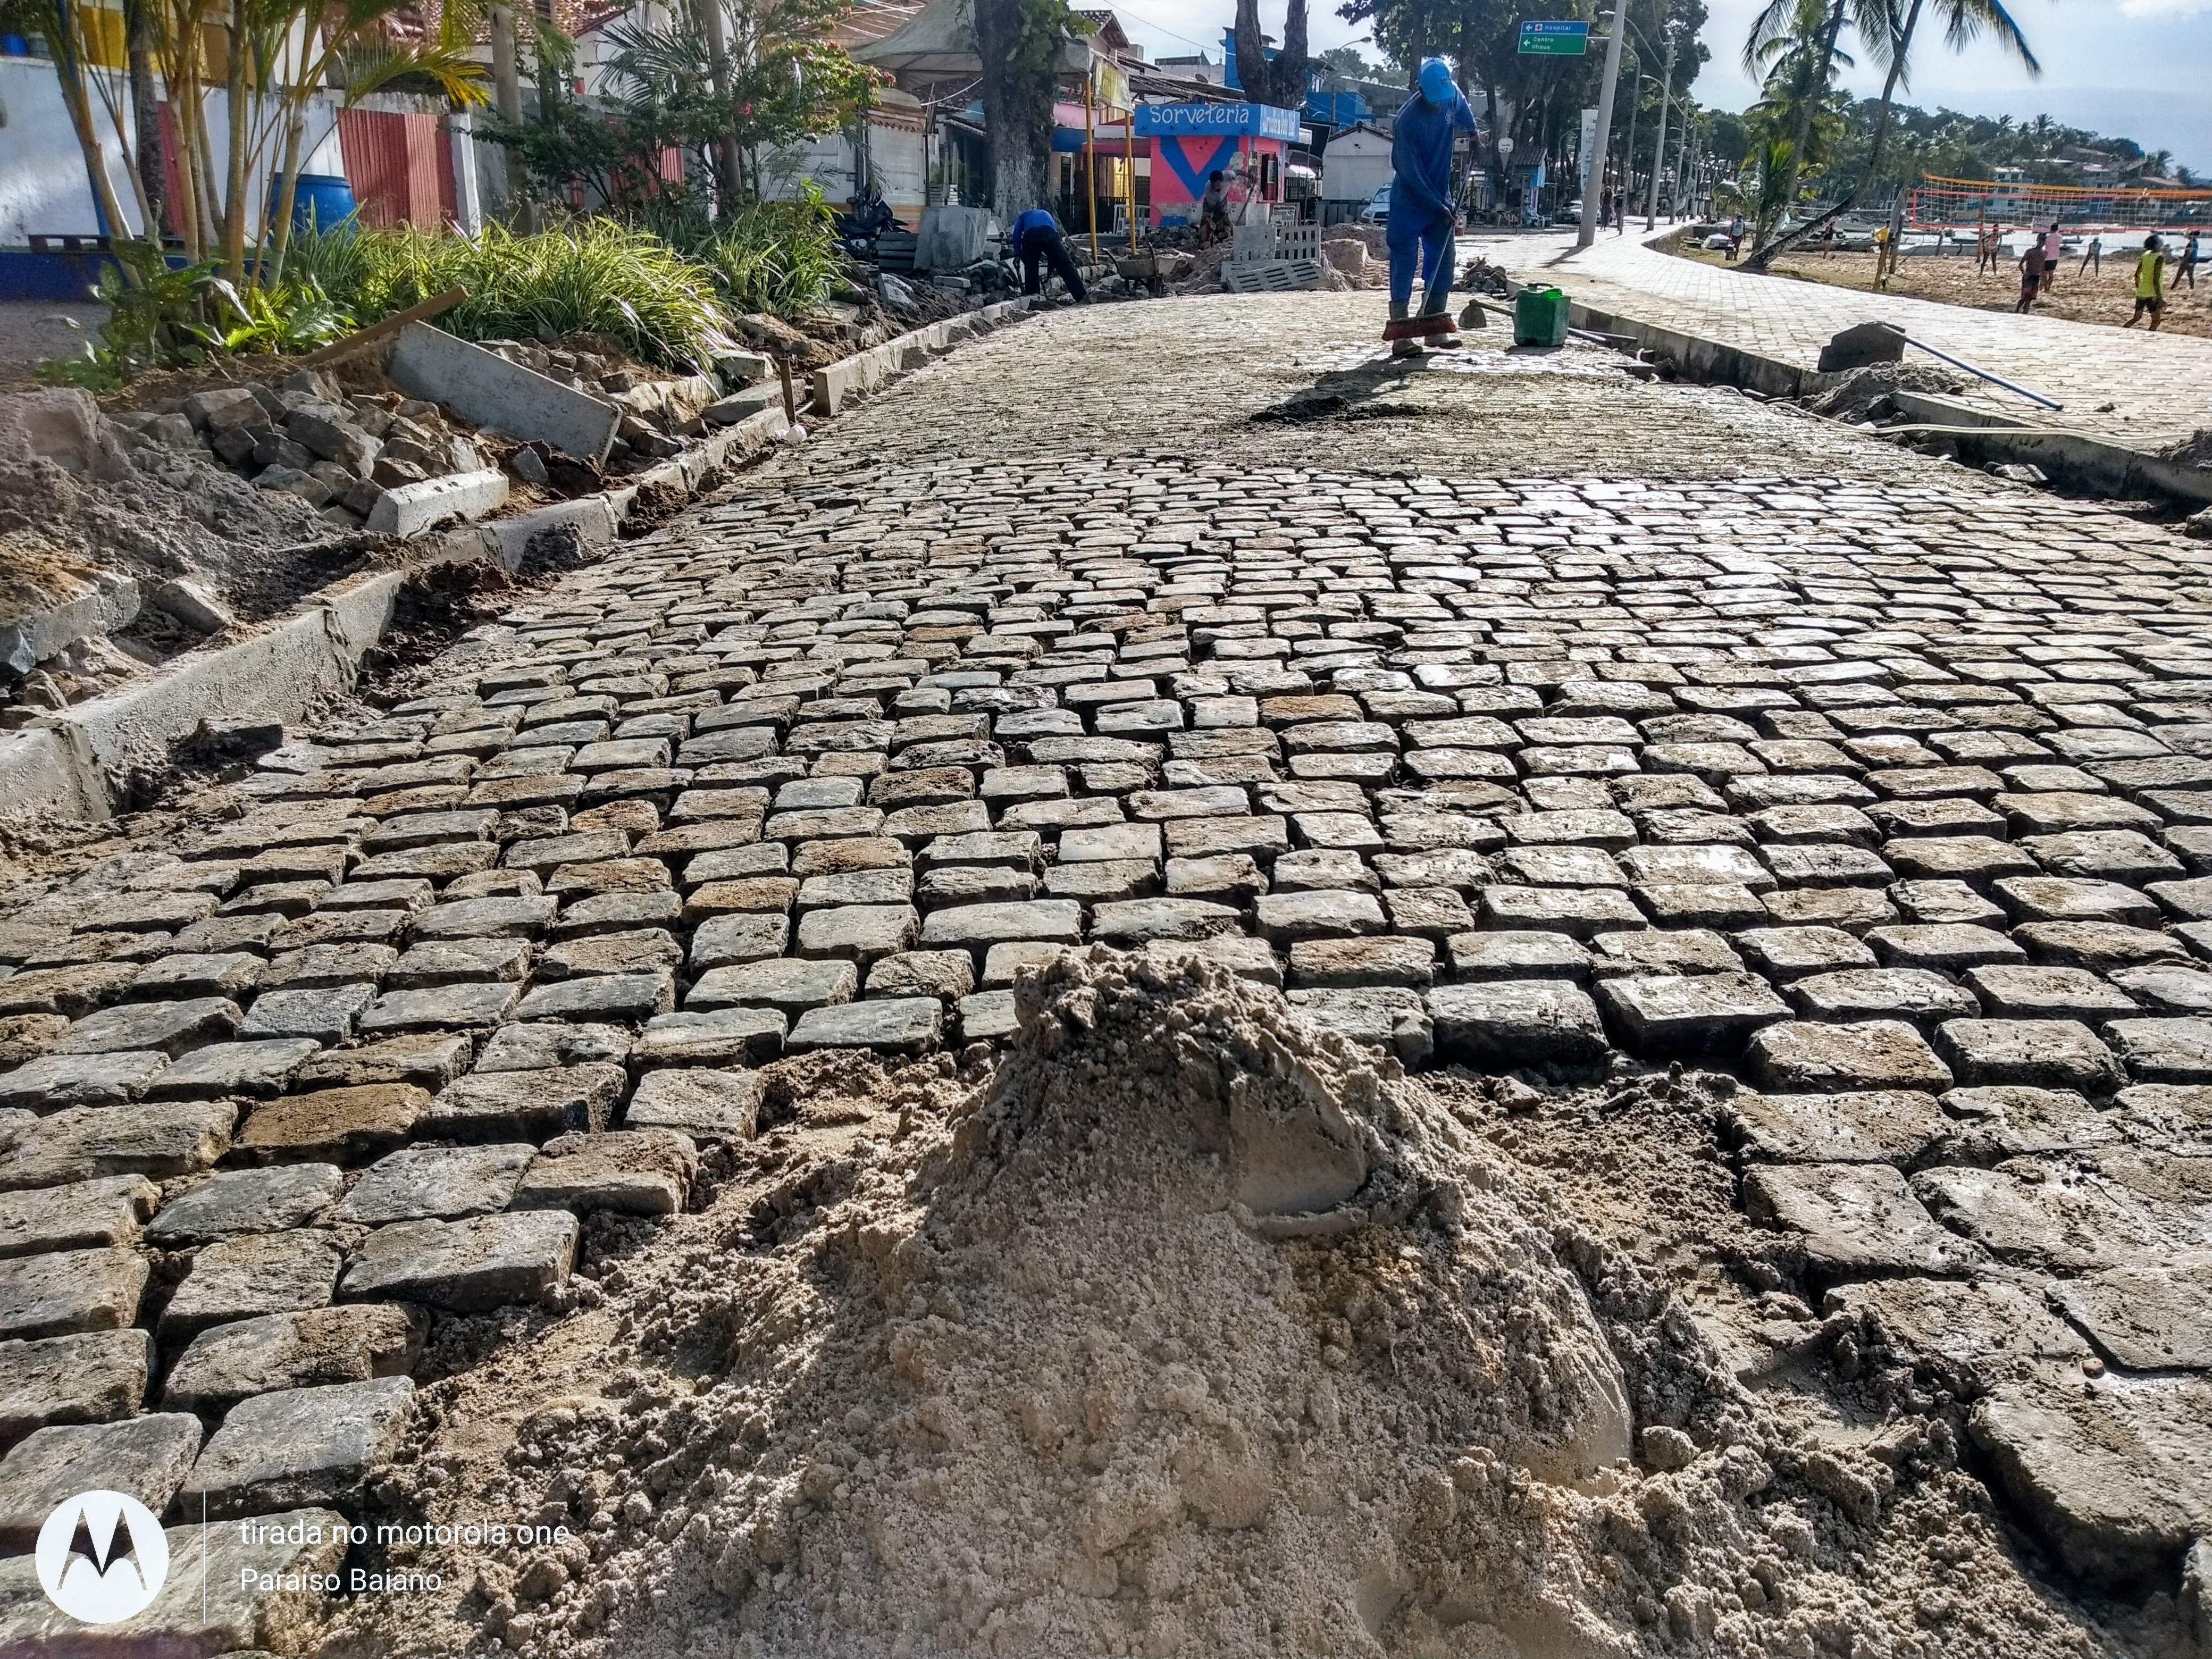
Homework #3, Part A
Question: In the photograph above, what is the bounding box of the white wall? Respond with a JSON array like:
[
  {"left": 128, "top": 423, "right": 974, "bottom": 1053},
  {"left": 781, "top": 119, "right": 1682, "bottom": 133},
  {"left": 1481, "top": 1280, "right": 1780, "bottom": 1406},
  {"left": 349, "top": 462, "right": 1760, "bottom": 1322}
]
[
  {"left": 1321, "top": 130, "right": 1392, "bottom": 203},
  {"left": 765, "top": 121, "right": 928, "bottom": 217},
  {"left": 0, "top": 57, "right": 139, "bottom": 239},
  {"left": 0, "top": 57, "right": 344, "bottom": 244}
]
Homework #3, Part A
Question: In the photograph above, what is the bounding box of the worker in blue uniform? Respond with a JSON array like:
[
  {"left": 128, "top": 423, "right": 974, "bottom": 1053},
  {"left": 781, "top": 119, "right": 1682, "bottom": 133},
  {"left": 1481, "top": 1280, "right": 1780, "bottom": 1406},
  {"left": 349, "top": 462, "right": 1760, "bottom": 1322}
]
[
  {"left": 1387, "top": 58, "right": 1476, "bottom": 356},
  {"left": 1008, "top": 207, "right": 1089, "bottom": 304}
]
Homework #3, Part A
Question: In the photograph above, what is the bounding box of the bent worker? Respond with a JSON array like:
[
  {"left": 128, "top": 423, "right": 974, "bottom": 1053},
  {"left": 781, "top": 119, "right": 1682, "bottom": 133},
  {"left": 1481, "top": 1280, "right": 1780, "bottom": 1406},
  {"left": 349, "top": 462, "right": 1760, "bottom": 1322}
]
[
  {"left": 1008, "top": 207, "right": 1089, "bottom": 305},
  {"left": 1199, "top": 171, "right": 1231, "bottom": 245},
  {"left": 1386, "top": 57, "right": 1476, "bottom": 357}
]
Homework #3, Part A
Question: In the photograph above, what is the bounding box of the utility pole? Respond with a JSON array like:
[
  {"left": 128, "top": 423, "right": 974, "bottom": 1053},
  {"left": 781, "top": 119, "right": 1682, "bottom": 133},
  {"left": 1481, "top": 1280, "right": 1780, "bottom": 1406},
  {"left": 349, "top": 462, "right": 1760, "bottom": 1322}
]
[
  {"left": 1619, "top": 61, "right": 1640, "bottom": 230},
  {"left": 1575, "top": 2, "right": 1629, "bottom": 249},
  {"left": 1673, "top": 97, "right": 1692, "bottom": 223},
  {"left": 1645, "top": 12, "right": 1675, "bottom": 230}
]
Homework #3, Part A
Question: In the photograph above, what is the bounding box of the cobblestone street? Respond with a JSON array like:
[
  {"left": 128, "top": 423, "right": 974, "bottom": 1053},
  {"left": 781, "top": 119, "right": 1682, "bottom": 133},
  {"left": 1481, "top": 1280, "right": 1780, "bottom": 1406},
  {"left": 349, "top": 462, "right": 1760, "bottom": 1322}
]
[{"left": 2, "top": 292, "right": 2211, "bottom": 1653}]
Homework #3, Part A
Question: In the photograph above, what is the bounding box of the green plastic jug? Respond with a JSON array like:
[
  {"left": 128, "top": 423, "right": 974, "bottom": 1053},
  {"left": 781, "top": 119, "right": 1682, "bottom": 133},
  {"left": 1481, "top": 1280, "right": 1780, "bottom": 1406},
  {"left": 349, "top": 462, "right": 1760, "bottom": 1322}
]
[{"left": 1514, "top": 284, "right": 1570, "bottom": 347}]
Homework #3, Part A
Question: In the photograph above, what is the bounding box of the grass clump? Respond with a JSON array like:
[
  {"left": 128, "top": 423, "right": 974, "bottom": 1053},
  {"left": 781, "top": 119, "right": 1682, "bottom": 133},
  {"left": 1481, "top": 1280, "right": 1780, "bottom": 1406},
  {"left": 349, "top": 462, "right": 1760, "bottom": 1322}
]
[
  {"left": 685, "top": 191, "right": 843, "bottom": 317},
  {"left": 293, "top": 217, "right": 740, "bottom": 371}
]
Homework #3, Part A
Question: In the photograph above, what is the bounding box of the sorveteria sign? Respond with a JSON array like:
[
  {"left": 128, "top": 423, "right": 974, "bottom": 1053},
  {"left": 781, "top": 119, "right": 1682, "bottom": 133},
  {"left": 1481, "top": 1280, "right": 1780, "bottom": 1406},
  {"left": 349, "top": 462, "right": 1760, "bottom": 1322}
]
[{"left": 1134, "top": 103, "right": 1302, "bottom": 142}]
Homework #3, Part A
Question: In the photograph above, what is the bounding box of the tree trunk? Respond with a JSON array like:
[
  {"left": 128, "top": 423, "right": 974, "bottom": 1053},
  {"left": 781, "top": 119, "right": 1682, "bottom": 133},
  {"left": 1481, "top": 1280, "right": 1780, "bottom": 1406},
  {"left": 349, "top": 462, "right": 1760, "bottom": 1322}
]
[
  {"left": 1484, "top": 82, "right": 1505, "bottom": 204},
  {"left": 1673, "top": 95, "right": 1691, "bottom": 220},
  {"left": 974, "top": 0, "right": 1055, "bottom": 216},
  {"left": 695, "top": 0, "right": 740, "bottom": 214},
  {"left": 125, "top": 0, "right": 165, "bottom": 239},
  {"left": 264, "top": 107, "right": 306, "bottom": 283},
  {"left": 220, "top": 0, "right": 249, "bottom": 285},
  {"left": 490, "top": 4, "right": 534, "bottom": 228},
  {"left": 1619, "top": 63, "right": 1639, "bottom": 216},
  {"left": 55, "top": 54, "right": 138, "bottom": 252},
  {"left": 1276, "top": 0, "right": 1308, "bottom": 110},
  {"left": 171, "top": 72, "right": 206, "bottom": 261},
  {"left": 1233, "top": 0, "right": 1306, "bottom": 108}
]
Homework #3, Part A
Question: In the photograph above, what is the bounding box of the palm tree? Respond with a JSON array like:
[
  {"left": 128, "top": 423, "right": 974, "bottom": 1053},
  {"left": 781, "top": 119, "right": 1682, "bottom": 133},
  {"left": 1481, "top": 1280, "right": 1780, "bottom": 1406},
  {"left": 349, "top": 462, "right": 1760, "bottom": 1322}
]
[
  {"left": 1746, "top": 0, "right": 2036, "bottom": 268},
  {"left": 1739, "top": 0, "right": 1888, "bottom": 253}
]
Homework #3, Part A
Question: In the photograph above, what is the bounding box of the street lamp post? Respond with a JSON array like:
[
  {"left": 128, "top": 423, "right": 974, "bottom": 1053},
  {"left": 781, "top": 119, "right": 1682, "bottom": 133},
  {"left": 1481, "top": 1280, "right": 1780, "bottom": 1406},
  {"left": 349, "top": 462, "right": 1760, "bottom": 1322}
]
[
  {"left": 1644, "top": 11, "right": 1675, "bottom": 231},
  {"left": 1576, "top": 4, "right": 1629, "bottom": 250}
]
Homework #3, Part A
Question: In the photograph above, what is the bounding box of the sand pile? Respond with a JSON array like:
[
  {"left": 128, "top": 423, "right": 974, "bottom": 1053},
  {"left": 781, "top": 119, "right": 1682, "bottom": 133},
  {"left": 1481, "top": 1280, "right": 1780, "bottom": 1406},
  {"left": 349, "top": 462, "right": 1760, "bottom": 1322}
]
[
  {"left": 1802, "top": 361, "right": 1966, "bottom": 424},
  {"left": 0, "top": 387, "right": 335, "bottom": 610},
  {"left": 343, "top": 952, "right": 2121, "bottom": 1659}
]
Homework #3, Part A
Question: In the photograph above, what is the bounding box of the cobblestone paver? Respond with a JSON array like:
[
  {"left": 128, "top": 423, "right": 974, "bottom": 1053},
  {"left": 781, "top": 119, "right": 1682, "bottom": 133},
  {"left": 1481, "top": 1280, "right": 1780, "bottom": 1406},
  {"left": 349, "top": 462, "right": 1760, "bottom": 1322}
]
[
  {"left": 2, "top": 294, "right": 2211, "bottom": 1631},
  {"left": 1507, "top": 228, "right": 2212, "bottom": 445}
]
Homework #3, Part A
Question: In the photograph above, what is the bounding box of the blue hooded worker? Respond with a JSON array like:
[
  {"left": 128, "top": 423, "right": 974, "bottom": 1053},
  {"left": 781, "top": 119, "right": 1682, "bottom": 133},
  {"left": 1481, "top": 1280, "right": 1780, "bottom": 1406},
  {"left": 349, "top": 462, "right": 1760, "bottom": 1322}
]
[{"left": 1387, "top": 57, "right": 1476, "bottom": 356}]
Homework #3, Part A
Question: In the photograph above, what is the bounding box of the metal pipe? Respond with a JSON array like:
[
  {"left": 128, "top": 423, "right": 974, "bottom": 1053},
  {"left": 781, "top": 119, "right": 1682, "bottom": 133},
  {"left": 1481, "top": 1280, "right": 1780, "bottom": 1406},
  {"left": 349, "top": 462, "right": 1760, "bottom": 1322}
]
[{"left": 1900, "top": 334, "right": 2065, "bottom": 410}]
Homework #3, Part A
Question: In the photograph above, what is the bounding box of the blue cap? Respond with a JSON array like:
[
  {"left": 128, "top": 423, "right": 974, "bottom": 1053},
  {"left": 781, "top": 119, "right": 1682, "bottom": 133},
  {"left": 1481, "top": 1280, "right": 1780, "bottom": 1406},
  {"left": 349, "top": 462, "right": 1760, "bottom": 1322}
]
[{"left": 1418, "top": 58, "right": 1456, "bottom": 104}]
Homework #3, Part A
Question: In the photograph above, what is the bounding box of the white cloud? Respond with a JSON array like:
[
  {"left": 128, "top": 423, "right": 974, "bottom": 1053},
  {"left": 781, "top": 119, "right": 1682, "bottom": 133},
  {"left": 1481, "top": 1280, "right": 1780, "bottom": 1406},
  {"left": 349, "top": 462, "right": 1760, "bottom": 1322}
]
[{"left": 2118, "top": 0, "right": 2209, "bottom": 16}]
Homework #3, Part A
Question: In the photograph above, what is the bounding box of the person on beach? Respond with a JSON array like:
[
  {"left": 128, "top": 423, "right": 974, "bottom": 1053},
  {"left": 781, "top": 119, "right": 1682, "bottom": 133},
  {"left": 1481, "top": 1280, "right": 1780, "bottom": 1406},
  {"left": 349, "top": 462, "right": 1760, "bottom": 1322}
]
[{"left": 2127, "top": 234, "right": 2167, "bottom": 329}]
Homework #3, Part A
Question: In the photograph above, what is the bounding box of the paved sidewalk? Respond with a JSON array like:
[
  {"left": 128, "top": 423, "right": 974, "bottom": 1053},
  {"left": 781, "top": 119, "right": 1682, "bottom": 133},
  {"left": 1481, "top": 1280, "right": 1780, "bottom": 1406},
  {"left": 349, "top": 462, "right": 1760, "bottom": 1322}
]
[
  {"left": 0, "top": 295, "right": 2209, "bottom": 1652},
  {"left": 1483, "top": 228, "right": 2212, "bottom": 447}
]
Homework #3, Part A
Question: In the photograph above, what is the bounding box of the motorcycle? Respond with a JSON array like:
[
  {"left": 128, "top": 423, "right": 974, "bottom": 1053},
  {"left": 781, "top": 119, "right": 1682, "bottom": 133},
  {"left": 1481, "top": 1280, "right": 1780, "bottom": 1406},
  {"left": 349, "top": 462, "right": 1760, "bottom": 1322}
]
[{"left": 834, "top": 186, "right": 901, "bottom": 258}]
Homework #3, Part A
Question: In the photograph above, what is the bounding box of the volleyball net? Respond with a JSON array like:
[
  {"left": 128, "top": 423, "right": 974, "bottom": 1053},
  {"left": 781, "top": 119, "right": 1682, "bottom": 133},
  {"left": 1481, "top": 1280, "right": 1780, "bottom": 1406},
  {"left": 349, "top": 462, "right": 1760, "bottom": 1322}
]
[{"left": 1906, "top": 172, "right": 2211, "bottom": 233}]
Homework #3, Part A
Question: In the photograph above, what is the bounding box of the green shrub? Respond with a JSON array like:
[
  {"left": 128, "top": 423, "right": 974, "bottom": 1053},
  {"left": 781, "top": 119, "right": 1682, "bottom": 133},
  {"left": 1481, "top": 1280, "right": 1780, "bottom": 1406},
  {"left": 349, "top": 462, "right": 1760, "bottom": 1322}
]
[
  {"left": 686, "top": 188, "right": 843, "bottom": 318},
  {"left": 290, "top": 217, "right": 740, "bottom": 371},
  {"left": 40, "top": 241, "right": 354, "bottom": 390}
]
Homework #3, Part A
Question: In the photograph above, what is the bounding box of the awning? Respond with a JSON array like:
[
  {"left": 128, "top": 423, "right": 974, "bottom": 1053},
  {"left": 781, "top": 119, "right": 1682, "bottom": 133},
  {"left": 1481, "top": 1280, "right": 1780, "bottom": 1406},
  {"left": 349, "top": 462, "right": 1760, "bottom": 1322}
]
[
  {"left": 853, "top": 0, "right": 1089, "bottom": 77},
  {"left": 1052, "top": 126, "right": 1139, "bottom": 156}
]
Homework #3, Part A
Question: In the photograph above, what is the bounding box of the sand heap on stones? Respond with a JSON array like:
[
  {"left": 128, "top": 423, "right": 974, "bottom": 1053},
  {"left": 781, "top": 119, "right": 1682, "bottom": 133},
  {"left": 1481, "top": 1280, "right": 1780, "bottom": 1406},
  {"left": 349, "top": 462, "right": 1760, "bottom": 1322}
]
[{"left": 408, "top": 953, "right": 2093, "bottom": 1659}]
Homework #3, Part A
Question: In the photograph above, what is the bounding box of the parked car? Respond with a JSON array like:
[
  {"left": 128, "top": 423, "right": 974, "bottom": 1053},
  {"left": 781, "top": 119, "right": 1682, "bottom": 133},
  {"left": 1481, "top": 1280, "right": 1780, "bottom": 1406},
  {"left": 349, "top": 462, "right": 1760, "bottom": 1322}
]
[{"left": 1358, "top": 185, "right": 1391, "bottom": 225}]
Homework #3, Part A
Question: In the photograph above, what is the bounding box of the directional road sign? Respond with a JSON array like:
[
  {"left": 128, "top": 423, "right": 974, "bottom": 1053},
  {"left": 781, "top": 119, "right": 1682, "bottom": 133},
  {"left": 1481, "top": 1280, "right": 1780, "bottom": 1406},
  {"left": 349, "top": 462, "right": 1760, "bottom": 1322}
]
[{"left": 1519, "top": 20, "right": 1589, "bottom": 54}]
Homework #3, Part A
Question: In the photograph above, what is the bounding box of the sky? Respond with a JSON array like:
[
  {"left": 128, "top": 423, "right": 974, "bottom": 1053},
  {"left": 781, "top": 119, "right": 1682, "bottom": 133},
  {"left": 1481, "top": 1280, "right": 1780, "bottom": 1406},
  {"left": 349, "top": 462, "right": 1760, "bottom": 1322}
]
[{"left": 1103, "top": 0, "right": 2211, "bottom": 171}]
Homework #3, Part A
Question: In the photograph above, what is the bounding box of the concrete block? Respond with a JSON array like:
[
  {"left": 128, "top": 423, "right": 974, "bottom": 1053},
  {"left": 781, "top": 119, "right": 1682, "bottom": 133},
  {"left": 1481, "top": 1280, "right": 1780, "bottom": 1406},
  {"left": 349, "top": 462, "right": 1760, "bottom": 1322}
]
[
  {"left": 0, "top": 569, "right": 140, "bottom": 675},
  {"left": 1816, "top": 320, "right": 1907, "bottom": 373},
  {"left": 915, "top": 205, "right": 994, "bottom": 272},
  {"left": 812, "top": 347, "right": 892, "bottom": 416},
  {"left": 150, "top": 575, "right": 233, "bottom": 634},
  {"left": 0, "top": 387, "right": 120, "bottom": 475},
  {"left": 705, "top": 384, "right": 781, "bottom": 426},
  {"left": 366, "top": 468, "right": 509, "bottom": 538},
  {"left": 715, "top": 350, "right": 773, "bottom": 386},
  {"left": 388, "top": 322, "right": 621, "bottom": 462},
  {"left": 479, "top": 495, "right": 621, "bottom": 571}
]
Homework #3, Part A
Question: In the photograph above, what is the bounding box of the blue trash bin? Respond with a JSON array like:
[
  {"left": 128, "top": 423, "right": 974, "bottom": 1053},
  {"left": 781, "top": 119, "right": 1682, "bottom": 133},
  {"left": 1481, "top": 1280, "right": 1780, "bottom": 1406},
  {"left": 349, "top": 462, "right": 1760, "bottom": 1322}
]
[{"left": 272, "top": 173, "right": 358, "bottom": 234}]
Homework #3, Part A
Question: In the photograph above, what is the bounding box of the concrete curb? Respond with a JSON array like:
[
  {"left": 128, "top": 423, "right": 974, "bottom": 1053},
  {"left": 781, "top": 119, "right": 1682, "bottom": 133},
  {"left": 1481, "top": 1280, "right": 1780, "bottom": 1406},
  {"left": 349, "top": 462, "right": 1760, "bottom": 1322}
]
[
  {"left": 1568, "top": 298, "right": 2212, "bottom": 510},
  {"left": 0, "top": 303, "right": 1035, "bottom": 820},
  {"left": 1889, "top": 392, "right": 2212, "bottom": 509},
  {"left": 0, "top": 565, "right": 409, "bottom": 819},
  {"left": 811, "top": 297, "right": 1034, "bottom": 417}
]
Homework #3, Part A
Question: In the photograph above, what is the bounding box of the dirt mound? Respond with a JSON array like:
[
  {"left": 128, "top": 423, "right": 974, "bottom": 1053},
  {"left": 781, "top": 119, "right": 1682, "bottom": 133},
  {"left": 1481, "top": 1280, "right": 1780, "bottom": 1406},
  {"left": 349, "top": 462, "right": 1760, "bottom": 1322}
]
[
  {"left": 324, "top": 951, "right": 2121, "bottom": 1659},
  {"left": 2157, "top": 427, "right": 2212, "bottom": 469},
  {"left": 0, "top": 388, "right": 330, "bottom": 611},
  {"left": 1803, "top": 361, "right": 1966, "bottom": 424}
]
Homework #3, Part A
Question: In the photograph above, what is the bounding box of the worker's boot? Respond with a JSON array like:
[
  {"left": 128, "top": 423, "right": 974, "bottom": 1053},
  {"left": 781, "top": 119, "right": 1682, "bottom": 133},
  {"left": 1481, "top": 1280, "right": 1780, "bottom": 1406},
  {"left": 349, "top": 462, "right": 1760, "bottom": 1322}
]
[
  {"left": 1421, "top": 287, "right": 1461, "bottom": 350},
  {"left": 1388, "top": 301, "right": 1423, "bottom": 359}
]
